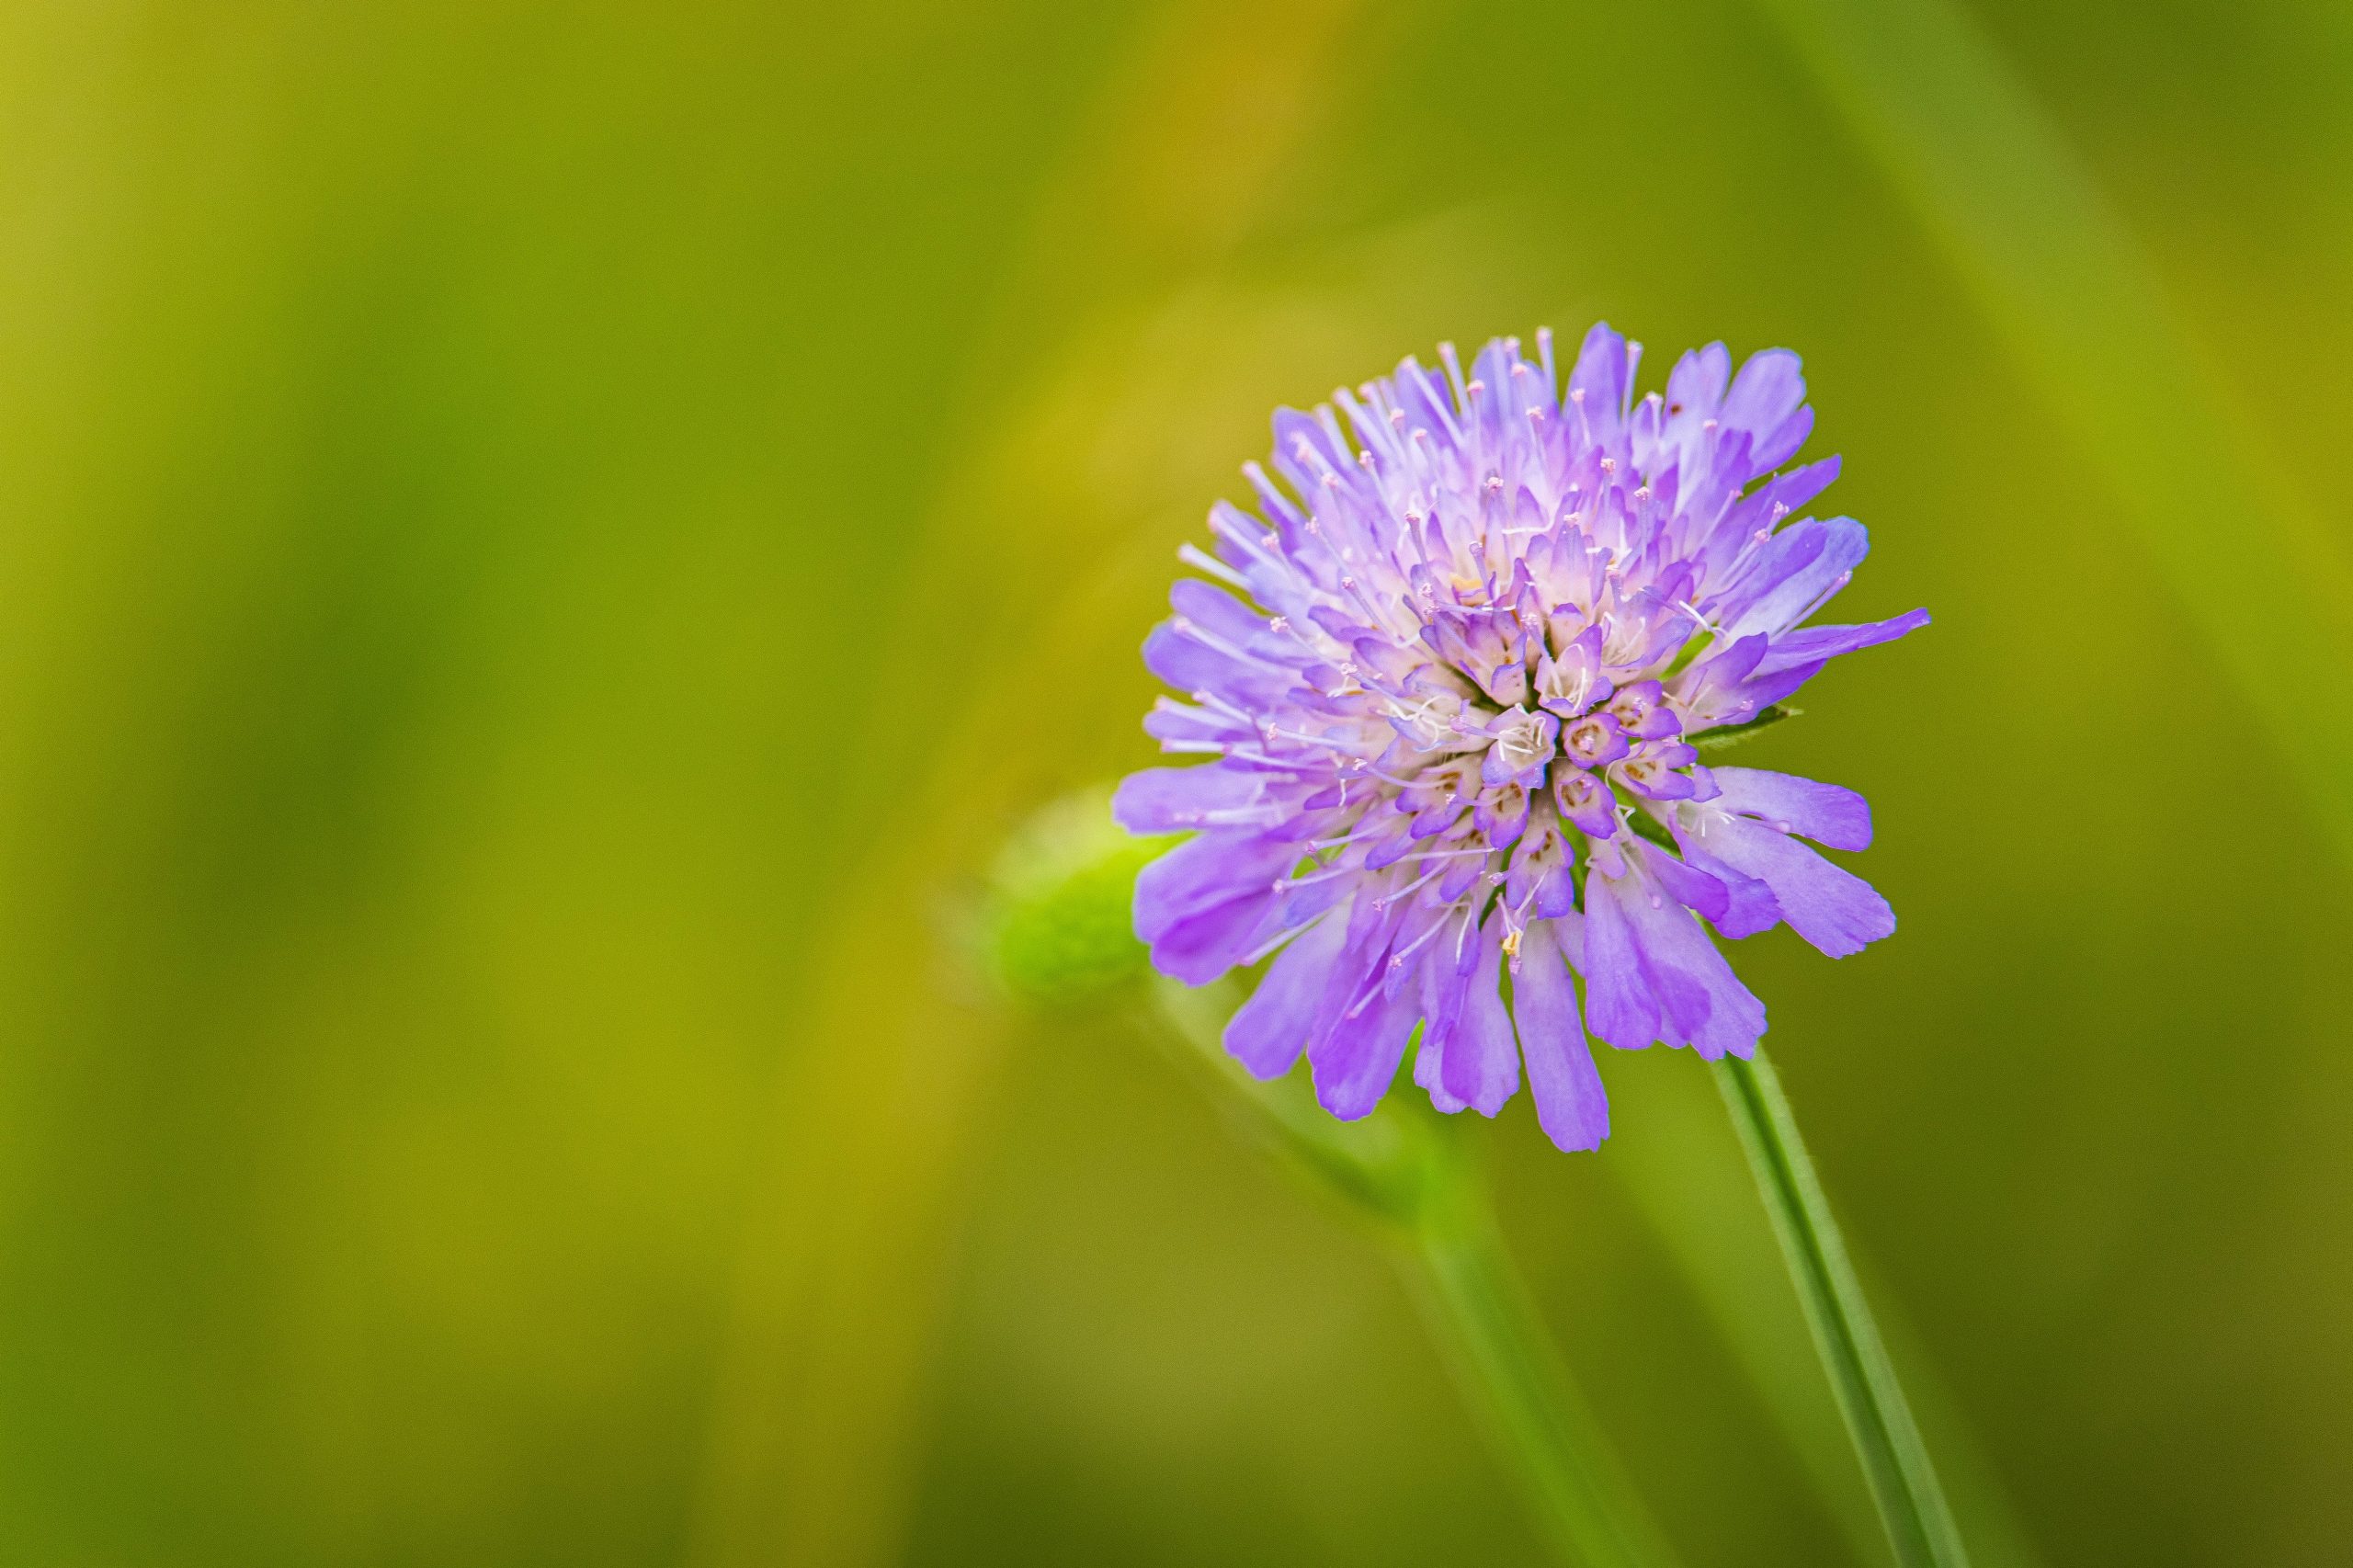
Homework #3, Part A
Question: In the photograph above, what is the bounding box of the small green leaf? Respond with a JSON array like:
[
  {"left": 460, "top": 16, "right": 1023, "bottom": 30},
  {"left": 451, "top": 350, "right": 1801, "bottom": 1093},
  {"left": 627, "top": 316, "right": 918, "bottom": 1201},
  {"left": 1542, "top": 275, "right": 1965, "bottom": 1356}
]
[
  {"left": 983, "top": 789, "right": 1176, "bottom": 1005},
  {"left": 1690, "top": 704, "right": 1802, "bottom": 752}
]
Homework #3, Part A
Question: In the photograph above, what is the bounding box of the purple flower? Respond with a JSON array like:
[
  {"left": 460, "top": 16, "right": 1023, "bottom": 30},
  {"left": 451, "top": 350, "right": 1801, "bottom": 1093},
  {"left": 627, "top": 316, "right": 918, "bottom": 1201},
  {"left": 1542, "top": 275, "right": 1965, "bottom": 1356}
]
[{"left": 1114, "top": 326, "right": 1926, "bottom": 1151}]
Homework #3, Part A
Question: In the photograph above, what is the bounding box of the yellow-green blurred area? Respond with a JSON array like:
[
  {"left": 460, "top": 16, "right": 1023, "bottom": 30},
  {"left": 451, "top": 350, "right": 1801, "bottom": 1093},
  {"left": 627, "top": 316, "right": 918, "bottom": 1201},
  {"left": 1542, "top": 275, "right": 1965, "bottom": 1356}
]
[{"left": 2, "top": 0, "right": 2349, "bottom": 1563}]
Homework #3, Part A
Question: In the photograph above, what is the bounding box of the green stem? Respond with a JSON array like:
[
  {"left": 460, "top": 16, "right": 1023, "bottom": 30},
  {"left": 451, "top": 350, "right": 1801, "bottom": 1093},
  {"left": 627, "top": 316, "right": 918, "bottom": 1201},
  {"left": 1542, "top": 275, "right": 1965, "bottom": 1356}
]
[
  {"left": 1150, "top": 979, "right": 1676, "bottom": 1568},
  {"left": 1407, "top": 1164, "right": 1680, "bottom": 1568},
  {"left": 1715, "top": 1049, "right": 1970, "bottom": 1568}
]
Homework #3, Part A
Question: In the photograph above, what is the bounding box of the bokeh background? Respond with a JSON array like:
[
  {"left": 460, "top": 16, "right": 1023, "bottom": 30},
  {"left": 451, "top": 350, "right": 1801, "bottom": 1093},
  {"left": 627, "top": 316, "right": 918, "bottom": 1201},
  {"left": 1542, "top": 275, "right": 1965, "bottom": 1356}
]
[{"left": 1, "top": 1, "right": 2349, "bottom": 1564}]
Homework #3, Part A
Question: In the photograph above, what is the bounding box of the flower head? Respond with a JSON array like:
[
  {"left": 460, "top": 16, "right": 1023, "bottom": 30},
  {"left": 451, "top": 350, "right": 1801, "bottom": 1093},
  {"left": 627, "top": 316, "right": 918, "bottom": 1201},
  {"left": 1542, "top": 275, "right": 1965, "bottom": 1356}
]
[{"left": 1114, "top": 325, "right": 1926, "bottom": 1151}]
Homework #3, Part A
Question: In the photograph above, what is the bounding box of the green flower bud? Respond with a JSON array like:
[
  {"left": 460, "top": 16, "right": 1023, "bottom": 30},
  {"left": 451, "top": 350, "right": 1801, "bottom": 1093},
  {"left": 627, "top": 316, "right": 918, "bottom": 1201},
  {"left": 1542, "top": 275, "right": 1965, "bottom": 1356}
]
[{"left": 984, "top": 789, "right": 1177, "bottom": 1006}]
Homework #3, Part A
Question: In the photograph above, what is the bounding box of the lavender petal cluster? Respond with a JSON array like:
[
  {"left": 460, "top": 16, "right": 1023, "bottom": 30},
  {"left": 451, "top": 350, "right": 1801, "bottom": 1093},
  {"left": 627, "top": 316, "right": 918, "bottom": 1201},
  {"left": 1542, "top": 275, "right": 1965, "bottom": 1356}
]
[{"left": 1114, "top": 325, "right": 1925, "bottom": 1151}]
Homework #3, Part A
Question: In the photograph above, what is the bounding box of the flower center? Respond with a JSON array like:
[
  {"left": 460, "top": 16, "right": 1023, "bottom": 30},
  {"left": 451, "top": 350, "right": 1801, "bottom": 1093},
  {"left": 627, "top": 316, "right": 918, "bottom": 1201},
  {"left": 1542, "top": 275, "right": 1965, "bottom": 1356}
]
[{"left": 1491, "top": 711, "right": 1555, "bottom": 775}]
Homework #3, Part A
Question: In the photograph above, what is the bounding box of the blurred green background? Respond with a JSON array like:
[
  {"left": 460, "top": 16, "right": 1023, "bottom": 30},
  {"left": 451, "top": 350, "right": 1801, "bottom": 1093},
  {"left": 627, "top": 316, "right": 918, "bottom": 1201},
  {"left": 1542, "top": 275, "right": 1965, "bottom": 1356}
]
[{"left": 1, "top": 1, "right": 2349, "bottom": 1563}]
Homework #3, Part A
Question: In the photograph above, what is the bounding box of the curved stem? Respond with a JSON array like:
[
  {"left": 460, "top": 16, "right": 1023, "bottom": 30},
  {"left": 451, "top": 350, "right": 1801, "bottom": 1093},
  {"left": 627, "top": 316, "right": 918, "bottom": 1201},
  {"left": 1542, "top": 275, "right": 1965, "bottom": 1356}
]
[
  {"left": 1150, "top": 979, "right": 1677, "bottom": 1568},
  {"left": 1715, "top": 1049, "right": 1970, "bottom": 1568}
]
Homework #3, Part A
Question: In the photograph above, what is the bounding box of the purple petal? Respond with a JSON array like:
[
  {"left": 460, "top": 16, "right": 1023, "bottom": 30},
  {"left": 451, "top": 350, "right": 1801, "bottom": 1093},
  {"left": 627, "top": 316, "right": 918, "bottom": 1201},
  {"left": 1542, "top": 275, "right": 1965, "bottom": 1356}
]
[
  {"left": 1711, "top": 767, "right": 1873, "bottom": 849},
  {"left": 1134, "top": 831, "right": 1290, "bottom": 941},
  {"left": 1698, "top": 456, "right": 1843, "bottom": 585},
  {"left": 1667, "top": 824, "right": 1783, "bottom": 938},
  {"left": 1576, "top": 863, "right": 1661, "bottom": 1051},
  {"left": 1670, "top": 633, "right": 1765, "bottom": 722},
  {"left": 1691, "top": 813, "right": 1894, "bottom": 958},
  {"left": 1472, "top": 783, "right": 1530, "bottom": 846},
  {"left": 1271, "top": 405, "right": 1362, "bottom": 503},
  {"left": 1721, "top": 348, "right": 1810, "bottom": 470},
  {"left": 1665, "top": 342, "right": 1731, "bottom": 419},
  {"left": 1144, "top": 698, "right": 1246, "bottom": 750},
  {"left": 1169, "top": 578, "right": 1279, "bottom": 651},
  {"left": 1411, "top": 956, "right": 1464, "bottom": 1113},
  {"left": 1568, "top": 322, "right": 1634, "bottom": 437},
  {"left": 1553, "top": 767, "right": 1620, "bottom": 838},
  {"left": 1583, "top": 848, "right": 1767, "bottom": 1060},
  {"left": 1224, "top": 914, "right": 1349, "bottom": 1079},
  {"left": 1150, "top": 895, "right": 1278, "bottom": 986},
  {"left": 1505, "top": 819, "right": 1576, "bottom": 919},
  {"left": 1749, "top": 404, "right": 1813, "bottom": 474},
  {"left": 1415, "top": 1043, "right": 1468, "bottom": 1114},
  {"left": 1438, "top": 926, "right": 1519, "bottom": 1116},
  {"left": 1134, "top": 831, "right": 1296, "bottom": 983},
  {"left": 1142, "top": 619, "right": 1289, "bottom": 706},
  {"left": 1754, "top": 608, "right": 1930, "bottom": 676},
  {"left": 1717, "top": 517, "right": 1870, "bottom": 642},
  {"left": 1387, "top": 357, "right": 1459, "bottom": 449},
  {"left": 1112, "top": 765, "right": 1272, "bottom": 834},
  {"left": 1308, "top": 973, "right": 1420, "bottom": 1121},
  {"left": 1760, "top": 453, "right": 1840, "bottom": 517},
  {"left": 1513, "top": 923, "right": 1608, "bottom": 1152},
  {"left": 1643, "top": 840, "right": 1731, "bottom": 922}
]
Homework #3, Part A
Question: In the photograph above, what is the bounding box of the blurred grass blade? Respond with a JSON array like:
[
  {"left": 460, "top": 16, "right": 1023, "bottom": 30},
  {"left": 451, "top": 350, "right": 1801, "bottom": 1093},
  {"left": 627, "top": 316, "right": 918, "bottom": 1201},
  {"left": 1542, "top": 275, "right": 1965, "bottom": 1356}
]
[
  {"left": 1153, "top": 979, "right": 1681, "bottom": 1568},
  {"left": 688, "top": 6, "right": 1376, "bottom": 1564},
  {"left": 1749, "top": 0, "right": 2353, "bottom": 859},
  {"left": 1716, "top": 1051, "right": 1969, "bottom": 1568}
]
